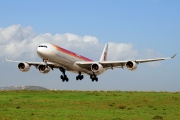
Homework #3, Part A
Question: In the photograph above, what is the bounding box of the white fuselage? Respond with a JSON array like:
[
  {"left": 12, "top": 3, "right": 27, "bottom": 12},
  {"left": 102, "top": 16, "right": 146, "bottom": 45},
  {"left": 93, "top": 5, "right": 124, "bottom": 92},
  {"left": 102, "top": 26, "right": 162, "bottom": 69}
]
[{"left": 37, "top": 43, "right": 105, "bottom": 75}]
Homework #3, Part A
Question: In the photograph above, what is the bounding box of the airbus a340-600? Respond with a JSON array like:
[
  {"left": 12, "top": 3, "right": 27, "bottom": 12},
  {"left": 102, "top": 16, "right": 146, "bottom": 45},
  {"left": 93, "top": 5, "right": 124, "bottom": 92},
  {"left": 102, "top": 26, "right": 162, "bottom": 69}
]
[{"left": 7, "top": 43, "right": 176, "bottom": 82}]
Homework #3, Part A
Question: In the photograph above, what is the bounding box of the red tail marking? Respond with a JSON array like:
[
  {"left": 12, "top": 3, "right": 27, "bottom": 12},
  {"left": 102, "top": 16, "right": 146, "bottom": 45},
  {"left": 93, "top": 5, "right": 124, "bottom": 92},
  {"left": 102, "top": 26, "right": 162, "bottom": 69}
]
[{"left": 104, "top": 52, "right": 107, "bottom": 61}]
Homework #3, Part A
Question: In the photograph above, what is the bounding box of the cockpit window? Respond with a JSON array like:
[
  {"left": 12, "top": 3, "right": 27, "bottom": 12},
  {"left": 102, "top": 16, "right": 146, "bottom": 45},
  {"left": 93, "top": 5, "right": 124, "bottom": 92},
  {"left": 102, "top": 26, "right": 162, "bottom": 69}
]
[{"left": 39, "top": 45, "right": 47, "bottom": 48}]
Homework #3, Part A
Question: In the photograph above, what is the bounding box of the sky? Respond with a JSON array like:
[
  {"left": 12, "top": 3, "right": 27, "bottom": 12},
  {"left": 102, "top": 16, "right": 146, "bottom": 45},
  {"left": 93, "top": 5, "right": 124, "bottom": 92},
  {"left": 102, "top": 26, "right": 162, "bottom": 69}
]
[{"left": 0, "top": 0, "right": 180, "bottom": 91}]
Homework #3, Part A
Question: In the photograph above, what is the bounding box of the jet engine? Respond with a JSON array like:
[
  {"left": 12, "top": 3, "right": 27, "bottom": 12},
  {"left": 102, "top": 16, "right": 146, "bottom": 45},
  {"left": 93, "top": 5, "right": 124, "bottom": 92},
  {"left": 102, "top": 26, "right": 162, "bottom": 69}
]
[
  {"left": 18, "top": 62, "right": 30, "bottom": 72},
  {"left": 125, "top": 61, "right": 137, "bottom": 71},
  {"left": 91, "top": 63, "right": 103, "bottom": 73},
  {"left": 38, "top": 65, "right": 50, "bottom": 74}
]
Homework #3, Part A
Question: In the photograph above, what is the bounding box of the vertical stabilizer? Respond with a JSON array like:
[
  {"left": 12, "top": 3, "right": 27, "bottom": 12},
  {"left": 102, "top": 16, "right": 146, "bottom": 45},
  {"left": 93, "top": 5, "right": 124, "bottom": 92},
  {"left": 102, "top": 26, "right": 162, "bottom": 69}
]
[{"left": 100, "top": 43, "right": 108, "bottom": 62}]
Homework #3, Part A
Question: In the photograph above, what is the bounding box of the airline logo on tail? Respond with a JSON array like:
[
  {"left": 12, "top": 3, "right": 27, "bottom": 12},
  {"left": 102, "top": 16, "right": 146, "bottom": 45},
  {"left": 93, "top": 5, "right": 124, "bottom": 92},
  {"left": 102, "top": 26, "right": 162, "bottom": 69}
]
[
  {"left": 104, "top": 52, "right": 107, "bottom": 61},
  {"left": 100, "top": 43, "right": 108, "bottom": 62}
]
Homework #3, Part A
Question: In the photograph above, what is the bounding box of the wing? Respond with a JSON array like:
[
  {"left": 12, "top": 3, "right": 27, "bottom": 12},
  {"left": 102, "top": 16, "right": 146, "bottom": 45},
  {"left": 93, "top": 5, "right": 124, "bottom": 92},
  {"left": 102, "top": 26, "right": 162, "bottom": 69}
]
[
  {"left": 6, "top": 57, "right": 61, "bottom": 68},
  {"left": 101, "top": 54, "right": 177, "bottom": 68},
  {"left": 75, "top": 61, "right": 95, "bottom": 71},
  {"left": 75, "top": 54, "right": 177, "bottom": 70}
]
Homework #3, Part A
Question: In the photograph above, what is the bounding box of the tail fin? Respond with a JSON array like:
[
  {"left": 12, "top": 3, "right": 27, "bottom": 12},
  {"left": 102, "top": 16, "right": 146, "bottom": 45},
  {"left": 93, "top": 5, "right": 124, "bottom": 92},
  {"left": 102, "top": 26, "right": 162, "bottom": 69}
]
[{"left": 100, "top": 43, "right": 108, "bottom": 62}]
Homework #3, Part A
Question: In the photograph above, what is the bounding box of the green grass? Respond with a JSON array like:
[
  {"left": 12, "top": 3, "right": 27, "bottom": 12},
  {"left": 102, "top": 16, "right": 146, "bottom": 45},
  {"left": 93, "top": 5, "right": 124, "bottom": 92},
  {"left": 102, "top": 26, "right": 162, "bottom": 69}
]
[{"left": 0, "top": 90, "right": 180, "bottom": 120}]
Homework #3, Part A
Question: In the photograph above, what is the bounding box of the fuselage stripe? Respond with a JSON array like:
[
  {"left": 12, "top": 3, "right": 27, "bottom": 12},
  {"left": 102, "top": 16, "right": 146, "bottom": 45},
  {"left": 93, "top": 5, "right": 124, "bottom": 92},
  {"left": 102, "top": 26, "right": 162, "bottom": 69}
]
[{"left": 52, "top": 44, "right": 93, "bottom": 62}]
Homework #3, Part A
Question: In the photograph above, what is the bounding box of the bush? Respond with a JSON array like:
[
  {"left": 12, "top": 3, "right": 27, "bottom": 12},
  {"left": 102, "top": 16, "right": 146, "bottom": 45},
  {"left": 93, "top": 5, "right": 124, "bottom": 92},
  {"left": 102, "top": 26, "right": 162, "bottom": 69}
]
[
  {"left": 153, "top": 115, "right": 163, "bottom": 120},
  {"left": 16, "top": 106, "right": 20, "bottom": 109},
  {"left": 118, "top": 105, "right": 126, "bottom": 109}
]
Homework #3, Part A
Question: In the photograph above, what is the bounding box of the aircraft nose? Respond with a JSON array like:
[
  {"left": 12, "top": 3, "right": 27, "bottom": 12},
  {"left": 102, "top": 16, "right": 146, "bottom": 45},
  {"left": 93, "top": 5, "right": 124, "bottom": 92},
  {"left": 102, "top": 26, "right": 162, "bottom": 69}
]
[
  {"left": 37, "top": 46, "right": 43, "bottom": 56},
  {"left": 37, "top": 44, "right": 51, "bottom": 58}
]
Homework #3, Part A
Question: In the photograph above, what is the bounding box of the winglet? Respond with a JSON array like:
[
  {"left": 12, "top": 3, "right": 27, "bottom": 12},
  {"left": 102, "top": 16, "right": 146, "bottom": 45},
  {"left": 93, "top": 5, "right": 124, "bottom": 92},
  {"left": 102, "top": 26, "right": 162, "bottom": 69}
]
[
  {"left": 171, "top": 53, "right": 177, "bottom": 58},
  {"left": 6, "top": 56, "right": 9, "bottom": 61},
  {"left": 100, "top": 43, "right": 108, "bottom": 62}
]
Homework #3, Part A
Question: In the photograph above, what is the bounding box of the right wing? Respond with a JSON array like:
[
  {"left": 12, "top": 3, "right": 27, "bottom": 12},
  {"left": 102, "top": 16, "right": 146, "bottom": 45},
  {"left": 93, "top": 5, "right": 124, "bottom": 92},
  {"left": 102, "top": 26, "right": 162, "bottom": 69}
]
[{"left": 6, "top": 57, "right": 57, "bottom": 67}]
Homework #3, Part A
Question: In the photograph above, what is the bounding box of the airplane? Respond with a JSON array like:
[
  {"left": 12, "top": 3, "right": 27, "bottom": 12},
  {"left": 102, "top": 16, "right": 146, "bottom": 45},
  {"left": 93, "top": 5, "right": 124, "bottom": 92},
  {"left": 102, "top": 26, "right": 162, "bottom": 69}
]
[{"left": 6, "top": 43, "right": 176, "bottom": 82}]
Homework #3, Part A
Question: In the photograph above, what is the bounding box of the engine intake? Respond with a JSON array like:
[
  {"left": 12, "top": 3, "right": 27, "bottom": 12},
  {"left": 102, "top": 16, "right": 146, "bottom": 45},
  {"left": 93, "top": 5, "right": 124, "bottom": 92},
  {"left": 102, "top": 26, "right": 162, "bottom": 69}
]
[
  {"left": 18, "top": 62, "right": 30, "bottom": 72},
  {"left": 125, "top": 61, "right": 137, "bottom": 71},
  {"left": 91, "top": 63, "right": 103, "bottom": 73},
  {"left": 38, "top": 65, "right": 50, "bottom": 74}
]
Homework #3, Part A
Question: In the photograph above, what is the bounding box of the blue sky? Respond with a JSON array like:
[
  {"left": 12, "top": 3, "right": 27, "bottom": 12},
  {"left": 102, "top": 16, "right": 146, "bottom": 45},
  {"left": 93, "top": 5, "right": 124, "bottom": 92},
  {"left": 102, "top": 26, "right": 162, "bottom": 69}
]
[{"left": 0, "top": 0, "right": 180, "bottom": 91}]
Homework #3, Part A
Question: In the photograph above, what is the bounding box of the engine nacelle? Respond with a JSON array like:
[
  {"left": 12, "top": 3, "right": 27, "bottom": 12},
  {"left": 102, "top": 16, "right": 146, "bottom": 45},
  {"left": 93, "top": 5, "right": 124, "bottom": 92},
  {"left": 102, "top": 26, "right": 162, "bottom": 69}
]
[
  {"left": 18, "top": 62, "right": 30, "bottom": 72},
  {"left": 125, "top": 61, "right": 137, "bottom": 71},
  {"left": 38, "top": 65, "right": 50, "bottom": 74},
  {"left": 91, "top": 63, "right": 103, "bottom": 73}
]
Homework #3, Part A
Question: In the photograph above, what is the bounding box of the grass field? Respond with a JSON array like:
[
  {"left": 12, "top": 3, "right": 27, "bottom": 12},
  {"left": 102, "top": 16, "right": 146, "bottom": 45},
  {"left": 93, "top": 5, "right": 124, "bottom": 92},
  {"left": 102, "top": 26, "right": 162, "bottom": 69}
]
[{"left": 0, "top": 90, "right": 179, "bottom": 120}]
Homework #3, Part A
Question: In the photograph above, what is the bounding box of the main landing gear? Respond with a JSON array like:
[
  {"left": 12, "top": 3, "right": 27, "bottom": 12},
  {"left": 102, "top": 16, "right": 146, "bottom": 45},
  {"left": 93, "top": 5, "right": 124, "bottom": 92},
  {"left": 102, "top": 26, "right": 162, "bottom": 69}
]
[
  {"left": 90, "top": 73, "right": 98, "bottom": 82},
  {"left": 59, "top": 67, "right": 69, "bottom": 82},
  {"left": 76, "top": 72, "right": 84, "bottom": 80},
  {"left": 59, "top": 69, "right": 98, "bottom": 82}
]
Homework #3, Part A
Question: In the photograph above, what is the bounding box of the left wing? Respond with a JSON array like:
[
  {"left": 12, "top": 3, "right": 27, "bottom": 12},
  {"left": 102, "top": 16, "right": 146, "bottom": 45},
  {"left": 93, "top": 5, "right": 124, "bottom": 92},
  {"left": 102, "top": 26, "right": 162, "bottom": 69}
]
[
  {"left": 100, "top": 54, "right": 177, "bottom": 68},
  {"left": 75, "top": 54, "right": 177, "bottom": 70}
]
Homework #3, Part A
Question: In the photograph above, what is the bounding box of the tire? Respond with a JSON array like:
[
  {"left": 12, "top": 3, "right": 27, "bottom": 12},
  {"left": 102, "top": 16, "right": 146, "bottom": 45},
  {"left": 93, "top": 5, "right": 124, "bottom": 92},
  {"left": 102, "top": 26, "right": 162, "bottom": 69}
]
[
  {"left": 81, "top": 75, "right": 84, "bottom": 80},
  {"left": 95, "top": 77, "right": 98, "bottom": 82},
  {"left": 66, "top": 78, "right": 69, "bottom": 82},
  {"left": 60, "top": 75, "right": 64, "bottom": 79},
  {"left": 64, "top": 75, "right": 67, "bottom": 79},
  {"left": 90, "top": 75, "right": 93, "bottom": 79}
]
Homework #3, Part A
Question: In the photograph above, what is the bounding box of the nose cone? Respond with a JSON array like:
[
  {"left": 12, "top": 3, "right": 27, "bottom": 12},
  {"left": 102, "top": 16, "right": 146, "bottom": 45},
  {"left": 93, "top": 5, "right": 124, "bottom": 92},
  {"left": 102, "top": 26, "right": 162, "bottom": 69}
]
[
  {"left": 37, "top": 47, "right": 43, "bottom": 57},
  {"left": 37, "top": 44, "right": 52, "bottom": 59},
  {"left": 37, "top": 45, "right": 47, "bottom": 58}
]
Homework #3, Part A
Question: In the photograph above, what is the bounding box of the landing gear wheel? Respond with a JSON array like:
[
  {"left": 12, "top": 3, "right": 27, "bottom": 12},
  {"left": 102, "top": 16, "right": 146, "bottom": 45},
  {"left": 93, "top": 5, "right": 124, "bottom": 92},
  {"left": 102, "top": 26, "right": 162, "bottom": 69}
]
[
  {"left": 60, "top": 75, "right": 63, "bottom": 80},
  {"left": 76, "top": 72, "right": 84, "bottom": 81},
  {"left": 90, "top": 73, "right": 98, "bottom": 82},
  {"left": 64, "top": 75, "right": 68, "bottom": 82},
  {"left": 66, "top": 78, "right": 69, "bottom": 82},
  {"left": 80, "top": 75, "right": 83, "bottom": 80},
  {"left": 62, "top": 78, "right": 65, "bottom": 82},
  {"left": 95, "top": 77, "right": 98, "bottom": 82},
  {"left": 59, "top": 67, "right": 69, "bottom": 82},
  {"left": 60, "top": 75, "right": 69, "bottom": 82},
  {"left": 90, "top": 75, "right": 93, "bottom": 79},
  {"left": 76, "top": 75, "right": 84, "bottom": 80}
]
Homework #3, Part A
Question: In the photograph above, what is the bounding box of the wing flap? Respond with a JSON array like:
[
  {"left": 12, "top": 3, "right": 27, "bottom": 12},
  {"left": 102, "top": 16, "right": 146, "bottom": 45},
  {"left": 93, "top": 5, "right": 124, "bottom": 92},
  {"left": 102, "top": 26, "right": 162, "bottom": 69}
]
[{"left": 75, "top": 61, "right": 95, "bottom": 71}]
